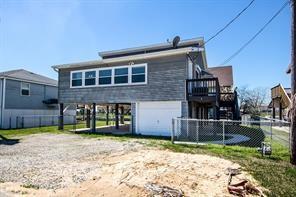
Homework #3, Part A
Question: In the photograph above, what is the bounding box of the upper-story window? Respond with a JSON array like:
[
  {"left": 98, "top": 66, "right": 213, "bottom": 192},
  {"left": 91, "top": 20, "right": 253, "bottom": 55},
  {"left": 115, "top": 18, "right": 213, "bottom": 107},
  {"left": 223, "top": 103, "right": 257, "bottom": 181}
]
[
  {"left": 132, "top": 66, "right": 146, "bottom": 83},
  {"left": 85, "top": 71, "right": 96, "bottom": 86},
  {"left": 114, "top": 67, "right": 128, "bottom": 84},
  {"left": 72, "top": 72, "right": 82, "bottom": 87},
  {"left": 70, "top": 63, "right": 147, "bottom": 88},
  {"left": 21, "top": 82, "right": 30, "bottom": 96},
  {"left": 99, "top": 69, "right": 112, "bottom": 85}
]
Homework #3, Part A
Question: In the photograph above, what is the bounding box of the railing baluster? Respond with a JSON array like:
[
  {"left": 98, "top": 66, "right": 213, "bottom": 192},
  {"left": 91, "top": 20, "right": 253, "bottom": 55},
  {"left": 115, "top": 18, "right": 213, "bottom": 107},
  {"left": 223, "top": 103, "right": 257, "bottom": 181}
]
[{"left": 186, "top": 78, "right": 220, "bottom": 98}]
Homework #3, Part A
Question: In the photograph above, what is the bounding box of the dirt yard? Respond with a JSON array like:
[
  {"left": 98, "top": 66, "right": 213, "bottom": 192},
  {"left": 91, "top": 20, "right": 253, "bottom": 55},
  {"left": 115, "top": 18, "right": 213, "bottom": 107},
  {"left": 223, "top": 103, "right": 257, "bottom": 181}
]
[{"left": 0, "top": 134, "right": 261, "bottom": 196}]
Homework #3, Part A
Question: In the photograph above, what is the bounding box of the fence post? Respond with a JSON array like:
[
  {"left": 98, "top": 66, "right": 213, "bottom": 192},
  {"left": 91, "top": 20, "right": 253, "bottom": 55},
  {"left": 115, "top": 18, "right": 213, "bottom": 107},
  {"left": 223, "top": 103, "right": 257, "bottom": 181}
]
[
  {"left": 9, "top": 117, "right": 11, "bottom": 129},
  {"left": 16, "top": 116, "right": 18, "bottom": 129},
  {"left": 222, "top": 120, "right": 225, "bottom": 146},
  {"left": 186, "top": 119, "right": 189, "bottom": 137},
  {"left": 171, "top": 118, "right": 175, "bottom": 144},
  {"left": 73, "top": 115, "right": 76, "bottom": 132},
  {"left": 21, "top": 117, "right": 24, "bottom": 128},
  {"left": 270, "top": 119, "right": 273, "bottom": 141},
  {"left": 39, "top": 116, "right": 42, "bottom": 128},
  {"left": 196, "top": 119, "right": 199, "bottom": 143}
]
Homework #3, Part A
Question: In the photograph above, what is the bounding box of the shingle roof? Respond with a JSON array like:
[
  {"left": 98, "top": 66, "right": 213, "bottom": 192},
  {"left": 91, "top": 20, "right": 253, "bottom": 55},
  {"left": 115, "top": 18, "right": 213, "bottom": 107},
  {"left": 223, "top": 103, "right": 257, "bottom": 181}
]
[
  {"left": 206, "top": 66, "right": 233, "bottom": 86},
  {"left": 0, "top": 69, "right": 57, "bottom": 86}
]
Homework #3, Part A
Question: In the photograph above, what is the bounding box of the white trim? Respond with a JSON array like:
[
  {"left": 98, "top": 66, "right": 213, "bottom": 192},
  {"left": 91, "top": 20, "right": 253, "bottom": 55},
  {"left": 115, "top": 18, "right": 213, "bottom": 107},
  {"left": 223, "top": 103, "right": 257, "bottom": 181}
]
[
  {"left": 187, "top": 56, "right": 193, "bottom": 79},
  {"left": 135, "top": 102, "right": 138, "bottom": 134},
  {"left": 20, "top": 82, "right": 30, "bottom": 96},
  {"left": 53, "top": 47, "right": 202, "bottom": 70},
  {"left": 70, "top": 63, "right": 148, "bottom": 88}
]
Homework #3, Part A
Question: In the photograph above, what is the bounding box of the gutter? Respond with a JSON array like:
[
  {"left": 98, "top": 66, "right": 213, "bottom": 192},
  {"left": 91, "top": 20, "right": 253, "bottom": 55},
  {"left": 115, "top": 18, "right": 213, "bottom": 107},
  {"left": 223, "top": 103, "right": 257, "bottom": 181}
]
[{"left": 52, "top": 47, "right": 204, "bottom": 70}]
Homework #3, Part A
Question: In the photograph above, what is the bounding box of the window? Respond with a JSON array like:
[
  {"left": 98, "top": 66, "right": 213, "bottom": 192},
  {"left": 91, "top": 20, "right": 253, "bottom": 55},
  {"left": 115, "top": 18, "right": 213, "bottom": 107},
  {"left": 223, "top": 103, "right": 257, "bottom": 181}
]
[
  {"left": 70, "top": 63, "right": 147, "bottom": 88},
  {"left": 85, "top": 71, "right": 96, "bottom": 86},
  {"left": 132, "top": 66, "right": 146, "bottom": 83},
  {"left": 72, "top": 72, "right": 82, "bottom": 87},
  {"left": 21, "top": 82, "right": 30, "bottom": 96},
  {"left": 99, "top": 69, "right": 112, "bottom": 85},
  {"left": 114, "top": 67, "right": 128, "bottom": 84}
]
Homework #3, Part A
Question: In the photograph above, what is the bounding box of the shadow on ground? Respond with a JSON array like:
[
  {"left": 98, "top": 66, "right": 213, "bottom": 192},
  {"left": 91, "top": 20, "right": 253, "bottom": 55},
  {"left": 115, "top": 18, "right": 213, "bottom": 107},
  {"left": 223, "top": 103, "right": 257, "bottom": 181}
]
[{"left": 0, "top": 135, "right": 20, "bottom": 145}]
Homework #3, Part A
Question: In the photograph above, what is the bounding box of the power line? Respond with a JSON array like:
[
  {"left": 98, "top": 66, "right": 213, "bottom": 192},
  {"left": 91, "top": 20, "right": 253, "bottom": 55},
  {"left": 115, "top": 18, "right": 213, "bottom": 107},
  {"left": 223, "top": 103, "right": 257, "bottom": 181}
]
[
  {"left": 220, "top": 0, "right": 289, "bottom": 65},
  {"left": 191, "top": 0, "right": 255, "bottom": 63},
  {"left": 204, "top": 0, "right": 255, "bottom": 46}
]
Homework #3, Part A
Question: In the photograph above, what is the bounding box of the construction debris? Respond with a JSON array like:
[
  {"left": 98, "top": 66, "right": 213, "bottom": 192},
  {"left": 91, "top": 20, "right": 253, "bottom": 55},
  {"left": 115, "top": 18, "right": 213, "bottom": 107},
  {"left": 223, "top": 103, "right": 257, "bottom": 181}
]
[
  {"left": 226, "top": 168, "right": 264, "bottom": 196},
  {"left": 144, "top": 183, "right": 184, "bottom": 197}
]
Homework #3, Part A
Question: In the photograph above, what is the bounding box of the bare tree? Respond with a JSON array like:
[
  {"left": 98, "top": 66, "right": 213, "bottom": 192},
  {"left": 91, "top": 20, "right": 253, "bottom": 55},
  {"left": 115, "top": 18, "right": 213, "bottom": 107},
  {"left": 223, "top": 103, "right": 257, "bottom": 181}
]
[{"left": 238, "top": 87, "right": 268, "bottom": 116}]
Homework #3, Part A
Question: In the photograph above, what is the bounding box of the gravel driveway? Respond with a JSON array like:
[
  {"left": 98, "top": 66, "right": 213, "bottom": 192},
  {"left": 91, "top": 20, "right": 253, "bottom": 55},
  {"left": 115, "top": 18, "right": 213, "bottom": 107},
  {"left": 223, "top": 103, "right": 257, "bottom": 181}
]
[{"left": 0, "top": 134, "right": 142, "bottom": 189}]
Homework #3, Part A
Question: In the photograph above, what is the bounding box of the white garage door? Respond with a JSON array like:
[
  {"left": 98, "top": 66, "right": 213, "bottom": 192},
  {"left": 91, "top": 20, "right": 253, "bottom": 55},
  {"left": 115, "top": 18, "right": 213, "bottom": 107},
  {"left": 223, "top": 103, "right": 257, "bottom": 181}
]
[{"left": 136, "top": 101, "right": 182, "bottom": 136}]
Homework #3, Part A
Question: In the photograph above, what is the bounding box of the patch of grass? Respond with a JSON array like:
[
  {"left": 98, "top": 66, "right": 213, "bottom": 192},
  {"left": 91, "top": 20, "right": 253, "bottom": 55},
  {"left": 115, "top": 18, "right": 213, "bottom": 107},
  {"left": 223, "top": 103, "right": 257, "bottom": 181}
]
[
  {"left": 1, "top": 126, "right": 295, "bottom": 196},
  {"left": 0, "top": 126, "right": 65, "bottom": 138},
  {"left": 0, "top": 120, "right": 109, "bottom": 139},
  {"left": 21, "top": 184, "right": 40, "bottom": 190},
  {"left": 80, "top": 133, "right": 296, "bottom": 196},
  {"left": 148, "top": 140, "right": 295, "bottom": 197}
]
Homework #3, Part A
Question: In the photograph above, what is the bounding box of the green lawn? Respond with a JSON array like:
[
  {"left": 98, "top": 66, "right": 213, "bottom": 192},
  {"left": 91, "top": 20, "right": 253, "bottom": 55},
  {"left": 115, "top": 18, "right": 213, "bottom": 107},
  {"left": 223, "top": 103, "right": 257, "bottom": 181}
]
[
  {"left": 0, "top": 127, "right": 295, "bottom": 196},
  {"left": 0, "top": 120, "right": 108, "bottom": 138}
]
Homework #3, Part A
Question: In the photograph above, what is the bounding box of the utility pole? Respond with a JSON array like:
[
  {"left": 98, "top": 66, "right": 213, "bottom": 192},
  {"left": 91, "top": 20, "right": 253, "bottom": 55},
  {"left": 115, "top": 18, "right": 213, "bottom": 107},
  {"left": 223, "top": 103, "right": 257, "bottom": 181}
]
[{"left": 290, "top": 0, "right": 296, "bottom": 165}]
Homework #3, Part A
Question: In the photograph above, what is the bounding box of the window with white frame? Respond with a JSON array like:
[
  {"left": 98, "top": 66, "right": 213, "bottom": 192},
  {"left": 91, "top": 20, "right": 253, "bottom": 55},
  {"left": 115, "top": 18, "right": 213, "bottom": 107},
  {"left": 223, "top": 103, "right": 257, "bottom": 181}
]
[
  {"left": 21, "top": 82, "right": 30, "bottom": 96},
  {"left": 70, "top": 63, "right": 147, "bottom": 88},
  {"left": 72, "top": 72, "right": 82, "bottom": 87},
  {"left": 132, "top": 66, "right": 146, "bottom": 83},
  {"left": 99, "top": 69, "right": 112, "bottom": 85},
  {"left": 85, "top": 71, "right": 96, "bottom": 86},
  {"left": 114, "top": 67, "right": 128, "bottom": 84}
]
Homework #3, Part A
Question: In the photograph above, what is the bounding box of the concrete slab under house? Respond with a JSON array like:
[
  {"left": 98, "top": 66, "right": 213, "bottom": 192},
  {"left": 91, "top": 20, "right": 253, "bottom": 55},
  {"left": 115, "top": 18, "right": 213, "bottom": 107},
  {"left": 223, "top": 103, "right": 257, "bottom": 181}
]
[{"left": 53, "top": 37, "right": 239, "bottom": 136}]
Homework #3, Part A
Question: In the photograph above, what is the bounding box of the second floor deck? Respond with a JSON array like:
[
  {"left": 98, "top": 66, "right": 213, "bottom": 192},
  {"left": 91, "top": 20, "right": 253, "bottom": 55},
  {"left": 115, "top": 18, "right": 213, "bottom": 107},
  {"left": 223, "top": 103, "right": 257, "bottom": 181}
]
[{"left": 186, "top": 78, "right": 220, "bottom": 103}]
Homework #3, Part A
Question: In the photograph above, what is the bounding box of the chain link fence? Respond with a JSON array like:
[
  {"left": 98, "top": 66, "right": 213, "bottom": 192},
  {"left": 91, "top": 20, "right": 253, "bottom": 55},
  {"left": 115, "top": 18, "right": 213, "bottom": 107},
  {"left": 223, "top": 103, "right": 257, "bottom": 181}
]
[
  {"left": 13, "top": 115, "right": 77, "bottom": 129},
  {"left": 172, "top": 117, "right": 290, "bottom": 149},
  {"left": 7, "top": 113, "right": 132, "bottom": 133}
]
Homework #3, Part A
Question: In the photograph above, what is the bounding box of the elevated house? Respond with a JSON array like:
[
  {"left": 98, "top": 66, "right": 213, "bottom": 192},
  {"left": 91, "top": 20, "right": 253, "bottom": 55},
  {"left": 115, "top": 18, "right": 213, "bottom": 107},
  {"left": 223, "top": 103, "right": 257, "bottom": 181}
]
[
  {"left": 53, "top": 37, "right": 239, "bottom": 136},
  {"left": 269, "top": 84, "right": 291, "bottom": 120},
  {"left": 0, "top": 69, "right": 75, "bottom": 129}
]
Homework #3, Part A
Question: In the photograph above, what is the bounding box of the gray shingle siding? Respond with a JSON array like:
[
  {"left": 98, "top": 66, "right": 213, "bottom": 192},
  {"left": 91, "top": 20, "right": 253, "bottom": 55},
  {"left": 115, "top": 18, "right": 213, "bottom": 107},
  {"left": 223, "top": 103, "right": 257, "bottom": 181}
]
[
  {"left": 58, "top": 54, "right": 188, "bottom": 104},
  {"left": 4, "top": 79, "right": 58, "bottom": 110}
]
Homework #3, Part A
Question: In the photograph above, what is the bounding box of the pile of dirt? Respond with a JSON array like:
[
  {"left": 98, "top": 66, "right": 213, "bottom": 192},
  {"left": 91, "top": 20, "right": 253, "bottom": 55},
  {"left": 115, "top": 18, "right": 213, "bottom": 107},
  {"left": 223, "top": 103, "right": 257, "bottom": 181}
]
[{"left": 0, "top": 148, "right": 262, "bottom": 196}]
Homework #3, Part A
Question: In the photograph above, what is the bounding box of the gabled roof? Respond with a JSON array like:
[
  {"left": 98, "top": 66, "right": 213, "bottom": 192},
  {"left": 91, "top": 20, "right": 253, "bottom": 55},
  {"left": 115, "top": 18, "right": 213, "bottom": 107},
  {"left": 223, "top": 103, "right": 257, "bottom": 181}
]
[
  {"left": 0, "top": 69, "right": 57, "bottom": 86},
  {"left": 206, "top": 66, "right": 233, "bottom": 86}
]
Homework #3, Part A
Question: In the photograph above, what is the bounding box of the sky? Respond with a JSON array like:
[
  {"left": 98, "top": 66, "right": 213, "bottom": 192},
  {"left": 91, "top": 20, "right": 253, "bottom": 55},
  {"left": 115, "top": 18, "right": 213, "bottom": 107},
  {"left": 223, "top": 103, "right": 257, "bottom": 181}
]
[{"left": 0, "top": 0, "right": 292, "bottom": 90}]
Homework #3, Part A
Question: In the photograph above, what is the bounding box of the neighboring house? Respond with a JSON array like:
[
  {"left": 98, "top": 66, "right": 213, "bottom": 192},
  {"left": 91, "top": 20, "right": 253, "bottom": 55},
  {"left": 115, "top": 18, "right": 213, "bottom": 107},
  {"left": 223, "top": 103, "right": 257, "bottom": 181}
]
[
  {"left": 268, "top": 84, "right": 291, "bottom": 120},
  {"left": 0, "top": 69, "right": 74, "bottom": 129},
  {"left": 53, "top": 37, "right": 239, "bottom": 136}
]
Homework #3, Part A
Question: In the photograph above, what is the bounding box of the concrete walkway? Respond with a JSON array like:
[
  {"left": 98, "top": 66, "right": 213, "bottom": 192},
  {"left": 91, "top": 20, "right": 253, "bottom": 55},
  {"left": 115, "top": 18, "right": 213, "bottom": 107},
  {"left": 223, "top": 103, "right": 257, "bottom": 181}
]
[{"left": 71, "top": 124, "right": 131, "bottom": 135}]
